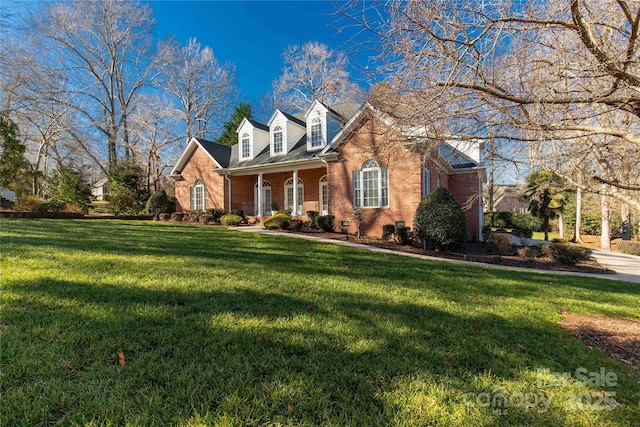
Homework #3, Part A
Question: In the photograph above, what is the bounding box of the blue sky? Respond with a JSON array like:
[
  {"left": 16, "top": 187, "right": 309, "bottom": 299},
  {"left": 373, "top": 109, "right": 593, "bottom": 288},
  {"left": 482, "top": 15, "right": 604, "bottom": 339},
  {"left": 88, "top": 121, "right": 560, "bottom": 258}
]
[{"left": 151, "top": 1, "right": 366, "bottom": 106}]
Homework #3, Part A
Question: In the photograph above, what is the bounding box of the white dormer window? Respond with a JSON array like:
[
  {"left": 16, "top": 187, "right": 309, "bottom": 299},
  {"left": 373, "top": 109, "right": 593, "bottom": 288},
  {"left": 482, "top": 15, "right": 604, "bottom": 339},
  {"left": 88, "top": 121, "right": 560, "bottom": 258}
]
[
  {"left": 241, "top": 133, "right": 251, "bottom": 159},
  {"left": 273, "top": 126, "right": 283, "bottom": 154},
  {"left": 310, "top": 117, "right": 323, "bottom": 148}
]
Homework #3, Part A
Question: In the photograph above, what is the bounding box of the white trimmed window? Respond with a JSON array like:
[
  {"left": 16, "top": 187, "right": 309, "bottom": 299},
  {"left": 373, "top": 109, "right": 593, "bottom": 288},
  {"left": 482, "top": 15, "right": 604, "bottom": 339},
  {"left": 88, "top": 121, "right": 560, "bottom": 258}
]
[
  {"left": 310, "top": 117, "right": 323, "bottom": 148},
  {"left": 319, "top": 175, "right": 328, "bottom": 215},
  {"left": 284, "top": 177, "right": 304, "bottom": 213},
  {"left": 421, "top": 166, "right": 431, "bottom": 198},
  {"left": 241, "top": 132, "right": 251, "bottom": 159},
  {"left": 273, "top": 126, "right": 283, "bottom": 154},
  {"left": 190, "top": 179, "right": 206, "bottom": 211},
  {"left": 353, "top": 160, "right": 388, "bottom": 208}
]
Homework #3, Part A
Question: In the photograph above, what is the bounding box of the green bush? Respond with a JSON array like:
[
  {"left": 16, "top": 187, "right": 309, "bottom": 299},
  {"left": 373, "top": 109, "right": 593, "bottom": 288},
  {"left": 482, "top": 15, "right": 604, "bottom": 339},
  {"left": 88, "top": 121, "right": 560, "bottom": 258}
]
[
  {"left": 289, "top": 219, "right": 304, "bottom": 231},
  {"left": 15, "top": 195, "right": 42, "bottom": 212},
  {"left": 414, "top": 187, "right": 468, "bottom": 250},
  {"left": 230, "top": 209, "right": 244, "bottom": 219},
  {"left": 484, "top": 211, "right": 542, "bottom": 231},
  {"left": 220, "top": 213, "right": 243, "bottom": 226},
  {"left": 382, "top": 224, "right": 395, "bottom": 241},
  {"left": 307, "top": 211, "right": 319, "bottom": 228},
  {"left": 316, "top": 215, "right": 334, "bottom": 232},
  {"left": 488, "top": 233, "right": 511, "bottom": 255},
  {"left": 171, "top": 212, "right": 184, "bottom": 222},
  {"left": 547, "top": 243, "right": 592, "bottom": 265},
  {"left": 206, "top": 208, "right": 227, "bottom": 223},
  {"left": 264, "top": 213, "right": 291, "bottom": 230},
  {"left": 106, "top": 161, "right": 149, "bottom": 215},
  {"left": 618, "top": 241, "right": 640, "bottom": 256},
  {"left": 394, "top": 226, "right": 411, "bottom": 245},
  {"left": 146, "top": 189, "right": 169, "bottom": 216},
  {"left": 45, "top": 166, "right": 92, "bottom": 212}
]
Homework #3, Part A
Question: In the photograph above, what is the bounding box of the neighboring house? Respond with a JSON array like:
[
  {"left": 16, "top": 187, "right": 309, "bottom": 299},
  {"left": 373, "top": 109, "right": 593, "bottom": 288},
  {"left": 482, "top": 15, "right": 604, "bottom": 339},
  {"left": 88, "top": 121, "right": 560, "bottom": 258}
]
[
  {"left": 91, "top": 178, "right": 110, "bottom": 201},
  {"left": 1, "top": 187, "right": 16, "bottom": 203},
  {"left": 484, "top": 184, "right": 528, "bottom": 213},
  {"left": 170, "top": 100, "right": 486, "bottom": 239}
]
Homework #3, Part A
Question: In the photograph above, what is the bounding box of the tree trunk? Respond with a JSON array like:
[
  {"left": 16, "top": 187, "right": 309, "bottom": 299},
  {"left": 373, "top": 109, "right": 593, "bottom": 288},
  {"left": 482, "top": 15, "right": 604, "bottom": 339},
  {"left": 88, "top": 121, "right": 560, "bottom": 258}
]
[
  {"left": 621, "top": 202, "right": 631, "bottom": 241},
  {"left": 544, "top": 216, "right": 549, "bottom": 241},
  {"left": 600, "top": 192, "right": 611, "bottom": 251},
  {"left": 571, "top": 187, "right": 584, "bottom": 243},
  {"left": 558, "top": 213, "right": 565, "bottom": 240}
]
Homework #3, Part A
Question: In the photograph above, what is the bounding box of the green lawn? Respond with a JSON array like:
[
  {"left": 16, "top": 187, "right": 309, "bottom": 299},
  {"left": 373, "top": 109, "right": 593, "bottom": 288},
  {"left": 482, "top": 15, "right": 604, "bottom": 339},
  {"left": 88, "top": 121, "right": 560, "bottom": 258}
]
[{"left": 1, "top": 219, "right": 639, "bottom": 426}]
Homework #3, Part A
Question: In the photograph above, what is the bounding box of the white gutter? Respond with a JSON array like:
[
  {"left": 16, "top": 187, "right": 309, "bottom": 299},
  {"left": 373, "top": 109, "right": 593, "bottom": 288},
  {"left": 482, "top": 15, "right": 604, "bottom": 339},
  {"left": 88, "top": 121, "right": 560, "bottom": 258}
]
[{"left": 224, "top": 170, "right": 232, "bottom": 212}]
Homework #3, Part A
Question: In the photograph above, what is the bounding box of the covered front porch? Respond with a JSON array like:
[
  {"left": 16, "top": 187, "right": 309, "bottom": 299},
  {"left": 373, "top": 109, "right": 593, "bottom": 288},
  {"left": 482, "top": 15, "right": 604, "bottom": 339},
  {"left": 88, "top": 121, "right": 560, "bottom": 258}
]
[{"left": 227, "top": 164, "right": 329, "bottom": 219}]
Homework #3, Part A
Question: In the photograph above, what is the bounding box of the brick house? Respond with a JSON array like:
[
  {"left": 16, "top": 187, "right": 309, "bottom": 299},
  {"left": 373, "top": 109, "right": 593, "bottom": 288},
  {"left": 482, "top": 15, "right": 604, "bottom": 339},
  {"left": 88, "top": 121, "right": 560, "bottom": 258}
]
[{"left": 170, "top": 100, "right": 486, "bottom": 239}]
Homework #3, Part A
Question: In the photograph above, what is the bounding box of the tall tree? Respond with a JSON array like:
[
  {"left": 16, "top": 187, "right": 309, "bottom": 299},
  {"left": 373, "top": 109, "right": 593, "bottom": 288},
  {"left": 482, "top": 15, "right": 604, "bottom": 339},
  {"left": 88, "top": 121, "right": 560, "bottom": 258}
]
[
  {"left": 523, "top": 171, "right": 565, "bottom": 241},
  {"left": 0, "top": 114, "right": 31, "bottom": 195},
  {"left": 27, "top": 0, "right": 160, "bottom": 169},
  {"left": 159, "top": 38, "right": 238, "bottom": 145},
  {"left": 216, "top": 103, "right": 252, "bottom": 146},
  {"left": 272, "top": 42, "right": 362, "bottom": 111},
  {"left": 340, "top": 0, "right": 640, "bottom": 209}
]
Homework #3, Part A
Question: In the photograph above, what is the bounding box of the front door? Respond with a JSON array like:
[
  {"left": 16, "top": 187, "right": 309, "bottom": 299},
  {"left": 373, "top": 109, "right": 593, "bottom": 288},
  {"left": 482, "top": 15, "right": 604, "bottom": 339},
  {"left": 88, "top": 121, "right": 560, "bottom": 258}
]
[{"left": 254, "top": 181, "right": 272, "bottom": 216}]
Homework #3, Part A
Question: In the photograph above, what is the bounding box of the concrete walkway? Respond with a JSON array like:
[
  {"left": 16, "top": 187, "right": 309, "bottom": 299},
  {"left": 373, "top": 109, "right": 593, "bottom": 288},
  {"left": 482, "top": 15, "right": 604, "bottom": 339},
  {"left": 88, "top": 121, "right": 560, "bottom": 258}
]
[{"left": 232, "top": 226, "right": 640, "bottom": 284}]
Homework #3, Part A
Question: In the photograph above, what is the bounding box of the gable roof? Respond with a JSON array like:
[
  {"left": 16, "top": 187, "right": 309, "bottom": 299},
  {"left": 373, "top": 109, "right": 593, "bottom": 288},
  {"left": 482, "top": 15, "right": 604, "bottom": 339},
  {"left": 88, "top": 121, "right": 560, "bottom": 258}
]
[
  {"left": 170, "top": 137, "right": 231, "bottom": 177},
  {"left": 267, "top": 109, "right": 307, "bottom": 128},
  {"left": 237, "top": 117, "right": 269, "bottom": 133}
]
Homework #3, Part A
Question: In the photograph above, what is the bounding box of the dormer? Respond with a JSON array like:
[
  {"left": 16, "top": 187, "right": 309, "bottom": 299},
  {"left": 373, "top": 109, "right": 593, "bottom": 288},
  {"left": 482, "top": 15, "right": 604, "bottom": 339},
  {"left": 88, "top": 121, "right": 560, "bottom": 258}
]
[
  {"left": 305, "top": 100, "right": 344, "bottom": 151},
  {"left": 236, "top": 118, "right": 269, "bottom": 161},
  {"left": 267, "top": 110, "right": 306, "bottom": 156}
]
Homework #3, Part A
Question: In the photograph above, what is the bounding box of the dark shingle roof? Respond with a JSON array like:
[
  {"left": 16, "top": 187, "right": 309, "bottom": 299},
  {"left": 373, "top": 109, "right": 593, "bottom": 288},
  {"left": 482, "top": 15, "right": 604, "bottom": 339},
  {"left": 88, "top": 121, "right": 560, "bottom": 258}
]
[
  {"left": 228, "top": 135, "right": 320, "bottom": 169},
  {"left": 247, "top": 119, "right": 269, "bottom": 132},
  {"left": 195, "top": 138, "right": 232, "bottom": 168},
  {"left": 280, "top": 111, "right": 306, "bottom": 127}
]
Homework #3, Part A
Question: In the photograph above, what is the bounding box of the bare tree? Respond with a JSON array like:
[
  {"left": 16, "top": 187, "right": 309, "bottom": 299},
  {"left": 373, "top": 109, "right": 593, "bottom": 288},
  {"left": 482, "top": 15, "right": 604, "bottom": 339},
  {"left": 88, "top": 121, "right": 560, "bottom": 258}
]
[
  {"left": 159, "top": 38, "right": 238, "bottom": 145},
  {"left": 26, "top": 0, "right": 160, "bottom": 169},
  {"left": 338, "top": 0, "right": 640, "bottom": 209},
  {"left": 272, "top": 42, "right": 362, "bottom": 111}
]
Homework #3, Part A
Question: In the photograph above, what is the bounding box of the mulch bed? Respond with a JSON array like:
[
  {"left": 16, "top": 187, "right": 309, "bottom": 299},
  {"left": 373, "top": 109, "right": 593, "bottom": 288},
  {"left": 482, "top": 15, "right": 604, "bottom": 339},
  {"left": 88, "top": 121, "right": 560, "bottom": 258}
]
[
  {"left": 284, "top": 229, "right": 615, "bottom": 275},
  {"left": 558, "top": 313, "right": 640, "bottom": 372}
]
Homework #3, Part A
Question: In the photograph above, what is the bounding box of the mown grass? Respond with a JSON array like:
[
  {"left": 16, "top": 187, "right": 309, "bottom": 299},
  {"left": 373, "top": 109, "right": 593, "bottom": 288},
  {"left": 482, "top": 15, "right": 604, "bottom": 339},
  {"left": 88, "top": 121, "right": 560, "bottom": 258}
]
[{"left": 1, "top": 219, "right": 639, "bottom": 426}]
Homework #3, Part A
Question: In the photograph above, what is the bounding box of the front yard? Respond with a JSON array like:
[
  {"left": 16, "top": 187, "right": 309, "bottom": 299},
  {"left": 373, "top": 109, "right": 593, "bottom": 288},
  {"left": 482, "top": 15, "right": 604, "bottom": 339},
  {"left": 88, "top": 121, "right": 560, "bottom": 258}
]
[{"left": 1, "top": 219, "right": 639, "bottom": 426}]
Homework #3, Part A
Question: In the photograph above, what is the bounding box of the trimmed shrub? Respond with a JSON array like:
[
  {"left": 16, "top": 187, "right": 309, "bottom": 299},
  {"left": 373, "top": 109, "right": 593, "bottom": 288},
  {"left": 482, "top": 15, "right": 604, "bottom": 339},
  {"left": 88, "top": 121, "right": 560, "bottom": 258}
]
[
  {"left": 146, "top": 189, "right": 169, "bottom": 216},
  {"left": 395, "top": 226, "right": 411, "bottom": 245},
  {"left": 220, "top": 213, "right": 243, "bottom": 226},
  {"left": 316, "top": 215, "right": 334, "bottom": 232},
  {"left": 15, "top": 196, "right": 41, "bottom": 212},
  {"left": 512, "top": 228, "right": 533, "bottom": 239},
  {"left": 488, "top": 233, "right": 511, "bottom": 255},
  {"left": 618, "top": 241, "right": 640, "bottom": 256},
  {"left": 66, "top": 203, "right": 89, "bottom": 215},
  {"left": 198, "top": 215, "right": 214, "bottom": 224},
  {"left": 289, "top": 219, "right": 304, "bottom": 231},
  {"left": 264, "top": 213, "right": 291, "bottom": 230},
  {"left": 206, "top": 208, "right": 227, "bottom": 223},
  {"left": 230, "top": 209, "right": 244, "bottom": 219},
  {"left": 547, "top": 243, "right": 592, "bottom": 265},
  {"left": 382, "top": 224, "right": 395, "bottom": 241},
  {"left": 414, "top": 187, "right": 468, "bottom": 250},
  {"left": 516, "top": 246, "right": 541, "bottom": 260},
  {"left": 171, "top": 212, "right": 184, "bottom": 222},
  {"left": 510, "top": 213, "right": 542, "bottom": 231},
  {"left": 307, "top": 211, "right": 319, "bottom": 228},
  {"left": 159, "top": 213, "right": 171, "bottom": 221}
]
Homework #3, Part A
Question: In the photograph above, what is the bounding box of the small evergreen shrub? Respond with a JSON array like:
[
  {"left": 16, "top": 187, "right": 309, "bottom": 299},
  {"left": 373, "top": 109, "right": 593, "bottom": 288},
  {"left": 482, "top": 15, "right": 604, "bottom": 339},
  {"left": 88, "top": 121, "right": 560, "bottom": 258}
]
[
  {"left": 382, "top": 224, "right": 396, "bottom": 241},
  {"left": 206, "top": 208, "right": 227, "bottom": 223},
  {"left": 146, "top": 189, "right": 170, "bottom": 216},
  {"left": 394, "top": 226, "right": 411, "bottom": 245},
  {"left": 414, "top": 187, "right": 468, "bottom": 250},
  {"left": 220, "top": 213, "right": 243, "bottom": 226},
  {"left": 289, "top": 219, "right": 304, "bottom": 231},
  {"left": 230, "top": 209, "right": 244, "bottom": 219},
  {"left": 264, "top": 213, "right": 291, "bottom": 230},
  {"left": 547, "top": 243, "right": 592, "bottom": 265},
  {"left": 618, "top": 241, "right": 640, "bottom": 256},
  {"left": 171, "top": 212, "right": 184, "bottom": 222},
  {"left": 159, "top": 213, "right": 171, "bottom": 221},
  {"left": 307, "top": 211, "right": 319, "bottom": 228},
  {"left": 316, "top": 215, "right": 334, "bottom": 232},
  {"left": 15, "top": 196, "right": 41, "bottom": 212},
  {"left": 488, "top": 233, "right": 511, "bottom": 255},
  {"left": 516, "top": 246, "right": 539, "bottom": 260}
]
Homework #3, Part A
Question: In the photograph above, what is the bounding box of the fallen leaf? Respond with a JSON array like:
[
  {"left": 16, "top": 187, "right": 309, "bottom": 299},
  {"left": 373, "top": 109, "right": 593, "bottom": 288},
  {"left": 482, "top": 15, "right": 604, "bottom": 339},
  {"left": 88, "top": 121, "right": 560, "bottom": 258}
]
[
  {"left": 472, "top": 325, "right": 480, "bottom": 332},
  {"left": 475, "top": 297, "right": 482, "bottom": 301},
  {"left": 388, "top": 302, "right": 398, "bottom": 307},
  {"left": 54, "top": 415, "right": 66, "bottom": 426},
  {"left": 305, "top": 252, "right": 310, "bottom": 257},
  {"left": 343, "top": 264, "right": 349, "bottom": 269},
  {"left": 255, "top": 335, "right": 263, "bottom": 342},
  {"left": 287, "top": 402, "right": 295, "bottom": 412},
  {"left": 118, "top": 350, "right": 126, "bottom": 367},
  {"left": 306, "top": 305, "right": 317, "bottom": 312},
  {"left": 49, "top": 255, "right": 57, "bottom": 260},
  {"left": 444, "top": 362, "right": 453, "bottom": 369},
  {"left": 278, "top": 287, "right": 285, "bottom": 293}
]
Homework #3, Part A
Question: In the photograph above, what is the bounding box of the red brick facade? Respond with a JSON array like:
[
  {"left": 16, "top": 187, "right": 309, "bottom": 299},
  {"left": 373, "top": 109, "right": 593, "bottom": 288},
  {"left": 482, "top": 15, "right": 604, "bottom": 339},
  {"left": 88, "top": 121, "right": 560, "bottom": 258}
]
[{"left": 174, "top": 147, "right": 226, "bottom": 212}]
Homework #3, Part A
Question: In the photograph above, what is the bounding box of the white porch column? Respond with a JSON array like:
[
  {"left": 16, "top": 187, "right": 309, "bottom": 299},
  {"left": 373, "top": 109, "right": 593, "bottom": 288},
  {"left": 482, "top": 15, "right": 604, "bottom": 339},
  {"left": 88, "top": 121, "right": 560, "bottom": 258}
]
[
  {"left": 257, "top": 173, "right": 263, "bottom": 216},
  {"left": 292, "top": 168, "right": 298, "bottom": 216}
]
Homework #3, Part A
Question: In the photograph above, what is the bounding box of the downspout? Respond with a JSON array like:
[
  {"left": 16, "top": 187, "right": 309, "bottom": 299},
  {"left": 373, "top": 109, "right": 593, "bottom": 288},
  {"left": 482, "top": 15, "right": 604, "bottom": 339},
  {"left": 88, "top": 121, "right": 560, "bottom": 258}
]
[{"left": 224, "top": 170, "right": 232, "bottom": 212}]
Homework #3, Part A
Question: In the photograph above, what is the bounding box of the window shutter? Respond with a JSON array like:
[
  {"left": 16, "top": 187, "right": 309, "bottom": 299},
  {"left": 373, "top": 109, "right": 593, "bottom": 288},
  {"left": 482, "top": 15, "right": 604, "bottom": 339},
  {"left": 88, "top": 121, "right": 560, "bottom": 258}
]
[
  {"left": 352, "top": 170, "right": 361, "bottom": 208},
  {"left": 190, "top": 186, "right": 195, "bottom": 210}
]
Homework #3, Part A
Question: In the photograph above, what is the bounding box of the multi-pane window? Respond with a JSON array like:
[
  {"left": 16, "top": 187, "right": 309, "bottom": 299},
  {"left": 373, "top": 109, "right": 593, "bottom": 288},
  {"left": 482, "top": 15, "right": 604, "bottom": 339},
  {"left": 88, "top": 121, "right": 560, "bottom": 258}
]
[
  {"left": 191, "top": 179, "right": 206, "bottom": 211},
  {"left": 254, "top": 181, "right": 272, "bottom": 216},
  {"left": 273, "top": 126, "right": 283, "bottom": 154},
  {"left": 353, "top": 160, "right": 389, "bottom": 208},
  {"left": 241, "top": 133, "right": 250, "bottom": 159},
  {"left": 284, "top": 177, "right": 304, "bottom": 214},
  {"left": 310, "top": 118, "right": 323, "bottom": 148},
  {"left": 319, "top": 175, "right": 328, "bottom": 215}
]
